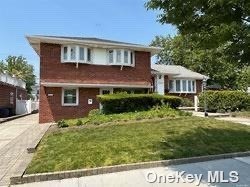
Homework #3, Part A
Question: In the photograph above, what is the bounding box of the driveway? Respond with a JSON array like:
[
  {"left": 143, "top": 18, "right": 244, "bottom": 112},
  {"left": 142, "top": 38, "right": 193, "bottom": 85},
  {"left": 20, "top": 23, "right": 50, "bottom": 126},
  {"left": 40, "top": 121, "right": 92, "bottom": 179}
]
[
  {"left": 11, "top": 156, "right": 250, "bottom": 187},
  {"left": 0, "top": 114, "right": 50, "bottom": 186}
]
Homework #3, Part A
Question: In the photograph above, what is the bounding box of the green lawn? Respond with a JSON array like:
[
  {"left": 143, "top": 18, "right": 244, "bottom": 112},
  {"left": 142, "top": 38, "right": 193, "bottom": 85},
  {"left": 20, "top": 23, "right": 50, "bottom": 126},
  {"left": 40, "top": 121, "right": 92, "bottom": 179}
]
[
  {"left": 26, "top": 117, "right": 250, "bottom": 174},
  {"left": 65, "top": 106, "right": 190, "bottom": 126}
]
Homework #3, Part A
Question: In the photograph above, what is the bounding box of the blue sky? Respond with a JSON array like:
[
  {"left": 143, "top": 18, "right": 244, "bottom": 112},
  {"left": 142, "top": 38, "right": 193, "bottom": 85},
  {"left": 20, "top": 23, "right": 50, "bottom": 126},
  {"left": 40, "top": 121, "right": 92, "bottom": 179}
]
[{"left": 0, "top": 0, "right": 176, "bottom": 77}]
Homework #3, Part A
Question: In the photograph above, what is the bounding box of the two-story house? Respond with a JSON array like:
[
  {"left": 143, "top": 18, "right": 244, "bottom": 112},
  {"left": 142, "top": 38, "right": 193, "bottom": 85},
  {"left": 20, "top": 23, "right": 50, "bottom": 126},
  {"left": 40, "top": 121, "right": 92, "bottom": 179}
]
[{"left": 26, "top": 35, "right": 161, "bottom": 123}]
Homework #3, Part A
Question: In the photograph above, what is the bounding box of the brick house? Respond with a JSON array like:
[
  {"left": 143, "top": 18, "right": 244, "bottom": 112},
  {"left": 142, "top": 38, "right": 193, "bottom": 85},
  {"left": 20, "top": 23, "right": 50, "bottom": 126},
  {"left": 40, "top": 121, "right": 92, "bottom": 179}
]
[
  {"left": 0, "top": 72, "right": 27, "bottom": 117},
  {"left": 26, "top": 35, "right": 207, "bottom": 123}
]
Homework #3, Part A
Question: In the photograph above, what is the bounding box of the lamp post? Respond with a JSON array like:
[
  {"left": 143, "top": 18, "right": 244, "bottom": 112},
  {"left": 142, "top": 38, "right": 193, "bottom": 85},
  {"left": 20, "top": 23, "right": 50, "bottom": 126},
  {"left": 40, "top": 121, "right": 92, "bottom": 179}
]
[{"left": 202, "top": 78, "right": 208, "bottom": 117}]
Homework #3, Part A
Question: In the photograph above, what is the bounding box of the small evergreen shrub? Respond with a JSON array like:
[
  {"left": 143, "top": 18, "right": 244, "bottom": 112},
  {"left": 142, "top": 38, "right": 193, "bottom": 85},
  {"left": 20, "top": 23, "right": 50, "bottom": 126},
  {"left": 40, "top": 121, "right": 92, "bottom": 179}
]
[
  {"left": 97, "top": 93, "right": 182, "bottom": 114},
  {"left": 199, "top": 90, "right": 249, "bottom": 112},
  {"left": 57, "top": 120, "right": 69, "bottom": 128},
  {"left": 76, "top": 119, "right": 83, "bottom": 126}
]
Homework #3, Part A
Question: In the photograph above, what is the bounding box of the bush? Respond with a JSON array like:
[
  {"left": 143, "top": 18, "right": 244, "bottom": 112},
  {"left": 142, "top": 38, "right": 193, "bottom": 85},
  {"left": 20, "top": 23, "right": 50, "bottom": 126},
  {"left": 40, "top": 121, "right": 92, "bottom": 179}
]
[
  {"left": 199, "top": 90, "right": 250, "bottom": 112},
  {"left": 76, "top": 119, "right": 83, "bottom": 126},
  {"left": 57, "top": 120, "right": 69, "bottom": 128},
  {"left": 180, "top": 98, "right": 194, "bottom": 107},
  {"left": 97, "top": 93, "right": 182, "bottom": 114},
  {"left": 88, "top": 109, "right": 101, "bottom": 117}
]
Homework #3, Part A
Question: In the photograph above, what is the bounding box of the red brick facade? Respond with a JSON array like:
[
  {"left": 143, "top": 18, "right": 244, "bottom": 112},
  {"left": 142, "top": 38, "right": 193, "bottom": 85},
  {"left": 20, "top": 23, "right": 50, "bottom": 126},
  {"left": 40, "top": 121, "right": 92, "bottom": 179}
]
[
  {"left": 40, "top": 43, "right": 151, "bottom": 86},
  {"left": 39, "top": 87, "right": 99, "bottom": 123},
  {"left": 39, "top": 43, "right": 152, "bottom": 123},
  {"left": 0, "top": 82, "right": 27, "bottom": 115}
]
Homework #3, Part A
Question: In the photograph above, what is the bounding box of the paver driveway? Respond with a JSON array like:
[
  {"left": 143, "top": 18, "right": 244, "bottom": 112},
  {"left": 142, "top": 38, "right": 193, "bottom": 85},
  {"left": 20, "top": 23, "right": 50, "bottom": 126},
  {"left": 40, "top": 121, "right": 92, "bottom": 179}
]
[{"left": 0, "top": 114, "right": 50, "bottom": 186}]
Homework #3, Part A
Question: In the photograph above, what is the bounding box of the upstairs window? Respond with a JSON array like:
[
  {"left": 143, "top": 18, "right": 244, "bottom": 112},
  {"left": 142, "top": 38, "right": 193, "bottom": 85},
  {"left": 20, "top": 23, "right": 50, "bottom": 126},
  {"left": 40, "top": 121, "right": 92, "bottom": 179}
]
[
  {"left": 108, "top": 50, "right": 114, "bottom": 63},
  {"left": 61, "top": 45, "right": 92, "bottom": 63},
  {"left": 124, "top": 50, "right": 128, "bottom": 64},
  {"left": 79, "top": 47, "right": 85, "bottom": 61},
  {"left": 107, "top": 49, "right": 134, "bottom": 66}
]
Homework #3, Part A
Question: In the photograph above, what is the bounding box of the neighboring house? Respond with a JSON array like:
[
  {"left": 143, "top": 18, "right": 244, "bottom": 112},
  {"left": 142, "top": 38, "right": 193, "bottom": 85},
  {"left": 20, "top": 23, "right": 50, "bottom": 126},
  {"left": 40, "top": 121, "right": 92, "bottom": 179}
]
[
  {"left": 151, "top": 64, "right": 208, "bottom": 101},
  {"left": 0, "top": 72, "right": 27, "bottom": 117},
  {"left": 26, "top": 35, "right": 161, "bottom": 123}
]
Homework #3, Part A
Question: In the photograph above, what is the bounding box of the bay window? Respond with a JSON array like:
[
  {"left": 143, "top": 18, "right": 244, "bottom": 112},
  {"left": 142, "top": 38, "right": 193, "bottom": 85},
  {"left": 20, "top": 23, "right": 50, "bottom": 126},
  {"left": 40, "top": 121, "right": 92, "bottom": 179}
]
[
  {"left": 168, "top": 79, "right": 196, "bottom": 93},
  {"left": 61, "top": 45, "right": 92, "bottom": 63},
  {"left": 107, "top": 49, "right": 134, "bottom": 66},
  {"left": 62, "top": 88, "right": 79, "bottom": 106}
]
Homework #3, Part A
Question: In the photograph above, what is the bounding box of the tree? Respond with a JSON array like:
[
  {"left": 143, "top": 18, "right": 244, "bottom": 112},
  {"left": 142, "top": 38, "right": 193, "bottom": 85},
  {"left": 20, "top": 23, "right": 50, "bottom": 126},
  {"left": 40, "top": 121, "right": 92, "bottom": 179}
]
[
  {"left": 151, "top": 35, "right": 247, "bottom": 90},
  {"left": 146, "top": 0, "right": 250, "bottom": 90},
  {"left": 146, "top": 0, "right": 250, "bottom": 67},
  {"left": 1, "top": 56, "right": 36, "bottom": 94}
]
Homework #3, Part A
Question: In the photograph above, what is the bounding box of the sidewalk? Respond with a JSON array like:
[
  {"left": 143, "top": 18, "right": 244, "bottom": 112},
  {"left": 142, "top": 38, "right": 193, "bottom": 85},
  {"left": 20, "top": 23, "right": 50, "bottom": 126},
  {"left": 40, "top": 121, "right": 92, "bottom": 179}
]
[
  {"left": 11, "top": 156, "right": 250, "bottom": 187},
  {"left": 0, "top": 114, "right": 50, "bottom": 186}
]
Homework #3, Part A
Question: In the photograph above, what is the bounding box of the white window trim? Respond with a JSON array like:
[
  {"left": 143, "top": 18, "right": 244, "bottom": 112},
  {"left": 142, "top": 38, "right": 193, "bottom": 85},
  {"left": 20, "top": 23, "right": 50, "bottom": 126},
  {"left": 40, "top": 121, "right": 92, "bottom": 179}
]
[
  {"left": 61, "top": 88, "right": 79, "bottom": 106},
  {"left": 106, "top": 49, "right": 135, "bottom": 67},
  {"left": 168, "top": 79, "right": 196, "bottom": 93},
  {"left": 61, "top": 45, "right": 93, "bottom": 64}
]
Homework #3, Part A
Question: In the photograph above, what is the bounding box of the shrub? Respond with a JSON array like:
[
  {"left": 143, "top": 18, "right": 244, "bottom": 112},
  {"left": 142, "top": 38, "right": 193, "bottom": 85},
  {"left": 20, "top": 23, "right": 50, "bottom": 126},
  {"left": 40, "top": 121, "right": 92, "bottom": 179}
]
[
  {"left": 180, "top": 98, "right": 194, "bottom": 107},
  {"left": 57, "top": 120, "right": 69, "bottom": 128},
  {"left": 199, "top": 90, "right": 250, "bottom": 112},
  {"left": 76, "top": 119, "right": 83, "bottom": 126},
  {"left": 88, "top": 109, "right": 101, "bottom": 117},
  {"left": 97, "top": 93, "right": 182, "bottom": 114}
]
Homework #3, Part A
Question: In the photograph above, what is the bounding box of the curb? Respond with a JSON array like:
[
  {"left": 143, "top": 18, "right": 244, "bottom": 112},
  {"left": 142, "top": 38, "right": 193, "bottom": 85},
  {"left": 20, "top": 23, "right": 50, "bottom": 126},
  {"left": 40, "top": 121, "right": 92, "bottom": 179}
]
[
  {"left": 10, "top": 151, "right": 250, "bottom": 185},
  {"left": 0, "top": 113, "right": 31, "bottom": 124}
]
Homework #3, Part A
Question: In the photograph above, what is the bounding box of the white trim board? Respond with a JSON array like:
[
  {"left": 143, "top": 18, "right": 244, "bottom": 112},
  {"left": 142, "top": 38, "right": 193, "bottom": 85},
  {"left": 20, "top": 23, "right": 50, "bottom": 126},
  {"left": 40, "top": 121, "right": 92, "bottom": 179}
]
[{"left": 41, "top": 82, "right": 152, "bottom": 88}]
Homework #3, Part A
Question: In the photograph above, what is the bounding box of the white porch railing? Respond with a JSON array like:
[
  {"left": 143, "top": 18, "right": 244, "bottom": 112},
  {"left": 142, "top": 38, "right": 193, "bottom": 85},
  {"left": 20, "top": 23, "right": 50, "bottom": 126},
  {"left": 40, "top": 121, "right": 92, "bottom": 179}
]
[{"left": 0, "top": 72, "right": 26, "bottom": 89}]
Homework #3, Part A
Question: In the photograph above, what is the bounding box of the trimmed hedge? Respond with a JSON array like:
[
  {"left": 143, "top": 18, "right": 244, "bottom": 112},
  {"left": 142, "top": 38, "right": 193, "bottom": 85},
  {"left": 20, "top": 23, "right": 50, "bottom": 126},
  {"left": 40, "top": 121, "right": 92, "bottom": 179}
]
[
  {"left": 199, "top": 90, "right": 250, "bottom": 112},
  {"left": 97, "top": 93, "right": 182, "bottom": 114}
]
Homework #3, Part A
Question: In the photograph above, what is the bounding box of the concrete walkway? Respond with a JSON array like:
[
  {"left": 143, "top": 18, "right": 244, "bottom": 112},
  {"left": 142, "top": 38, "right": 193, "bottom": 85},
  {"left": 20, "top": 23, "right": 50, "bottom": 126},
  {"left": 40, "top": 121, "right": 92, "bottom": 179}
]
[
  {"left": 0, "top": 114, "right": 50, "bottom": 186},
  {"left": 192, "top": 111, "right": 250, "bottom": 126},
  {"left": 11, "top": 156, "right": 250, "bottom": 187},
  {"left": 216, "top": 117, "right": 250, "bottom": 126}
]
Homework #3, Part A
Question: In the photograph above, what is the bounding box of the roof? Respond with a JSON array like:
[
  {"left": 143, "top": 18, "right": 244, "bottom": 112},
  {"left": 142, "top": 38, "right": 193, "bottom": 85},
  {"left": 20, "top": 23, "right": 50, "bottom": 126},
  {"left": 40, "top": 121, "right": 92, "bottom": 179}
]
[
  {"left": 26, "top": 35, "right": 161, "bottom": 56},
  {"left": 151, "top": 64, "right": 209, "bottom": 80}
]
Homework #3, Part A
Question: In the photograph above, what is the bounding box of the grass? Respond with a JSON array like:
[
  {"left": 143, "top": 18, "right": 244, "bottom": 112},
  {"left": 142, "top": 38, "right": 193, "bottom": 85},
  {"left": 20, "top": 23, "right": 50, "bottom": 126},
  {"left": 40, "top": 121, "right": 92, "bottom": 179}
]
[
  {"left": 232, "top": 111, "right": 250, "bottom": 118},
  {"left": 65, "top": 106, "right": 191, "bottom": 126},
  {"left": 26, "top": 116, "right": 250, "bottom": 174}
]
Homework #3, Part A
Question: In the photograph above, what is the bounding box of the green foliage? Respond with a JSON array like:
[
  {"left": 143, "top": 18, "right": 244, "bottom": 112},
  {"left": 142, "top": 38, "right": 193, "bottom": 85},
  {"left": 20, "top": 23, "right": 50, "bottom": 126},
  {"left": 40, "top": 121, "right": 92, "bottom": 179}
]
[
  {"left": 65, "top": 105, "right": 191, "bottom": 126},
  {"left": 180, "top": 98, "right": 194, "bottom": 107},
  {"left": 146, "top": 0, "right": 250, "bottom": 63},
  {"left": 75, "top": 119, "right": 83, "bottom": 126},
  {"left": 88, "top": 109, "right": 101, "bottom": 117},
  {"left": 147, "top": 0, "right": 250, "bottom": 90},
  {"left": 57, "top": 120, "right": 69, "bottom": 128},
  {"left": 0, "top": 56, "right": 36, "bottom": 94},
  {"left": 151, "top": 35, "right": 249, "bottom": 90},
  {"left": 97, "top": 93, "right": 182, "bottom": 114},
  {"left": 199, "top": 90, "right": 250, "bottom": 112}
]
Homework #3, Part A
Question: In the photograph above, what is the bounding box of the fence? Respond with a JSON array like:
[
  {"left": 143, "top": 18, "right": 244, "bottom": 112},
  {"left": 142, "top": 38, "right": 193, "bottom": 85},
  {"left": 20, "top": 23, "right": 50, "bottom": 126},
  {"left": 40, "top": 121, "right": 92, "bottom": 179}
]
[{"left": 16, "top": 99, "right": 39, "bottom": 115}]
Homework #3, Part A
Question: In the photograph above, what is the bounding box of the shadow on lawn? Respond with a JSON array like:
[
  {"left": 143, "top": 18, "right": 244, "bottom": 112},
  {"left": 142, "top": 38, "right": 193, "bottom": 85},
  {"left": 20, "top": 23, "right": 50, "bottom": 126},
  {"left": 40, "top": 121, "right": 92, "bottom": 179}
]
[{"left": 158, "top": 126, "right": 250, "bottom": 160}]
